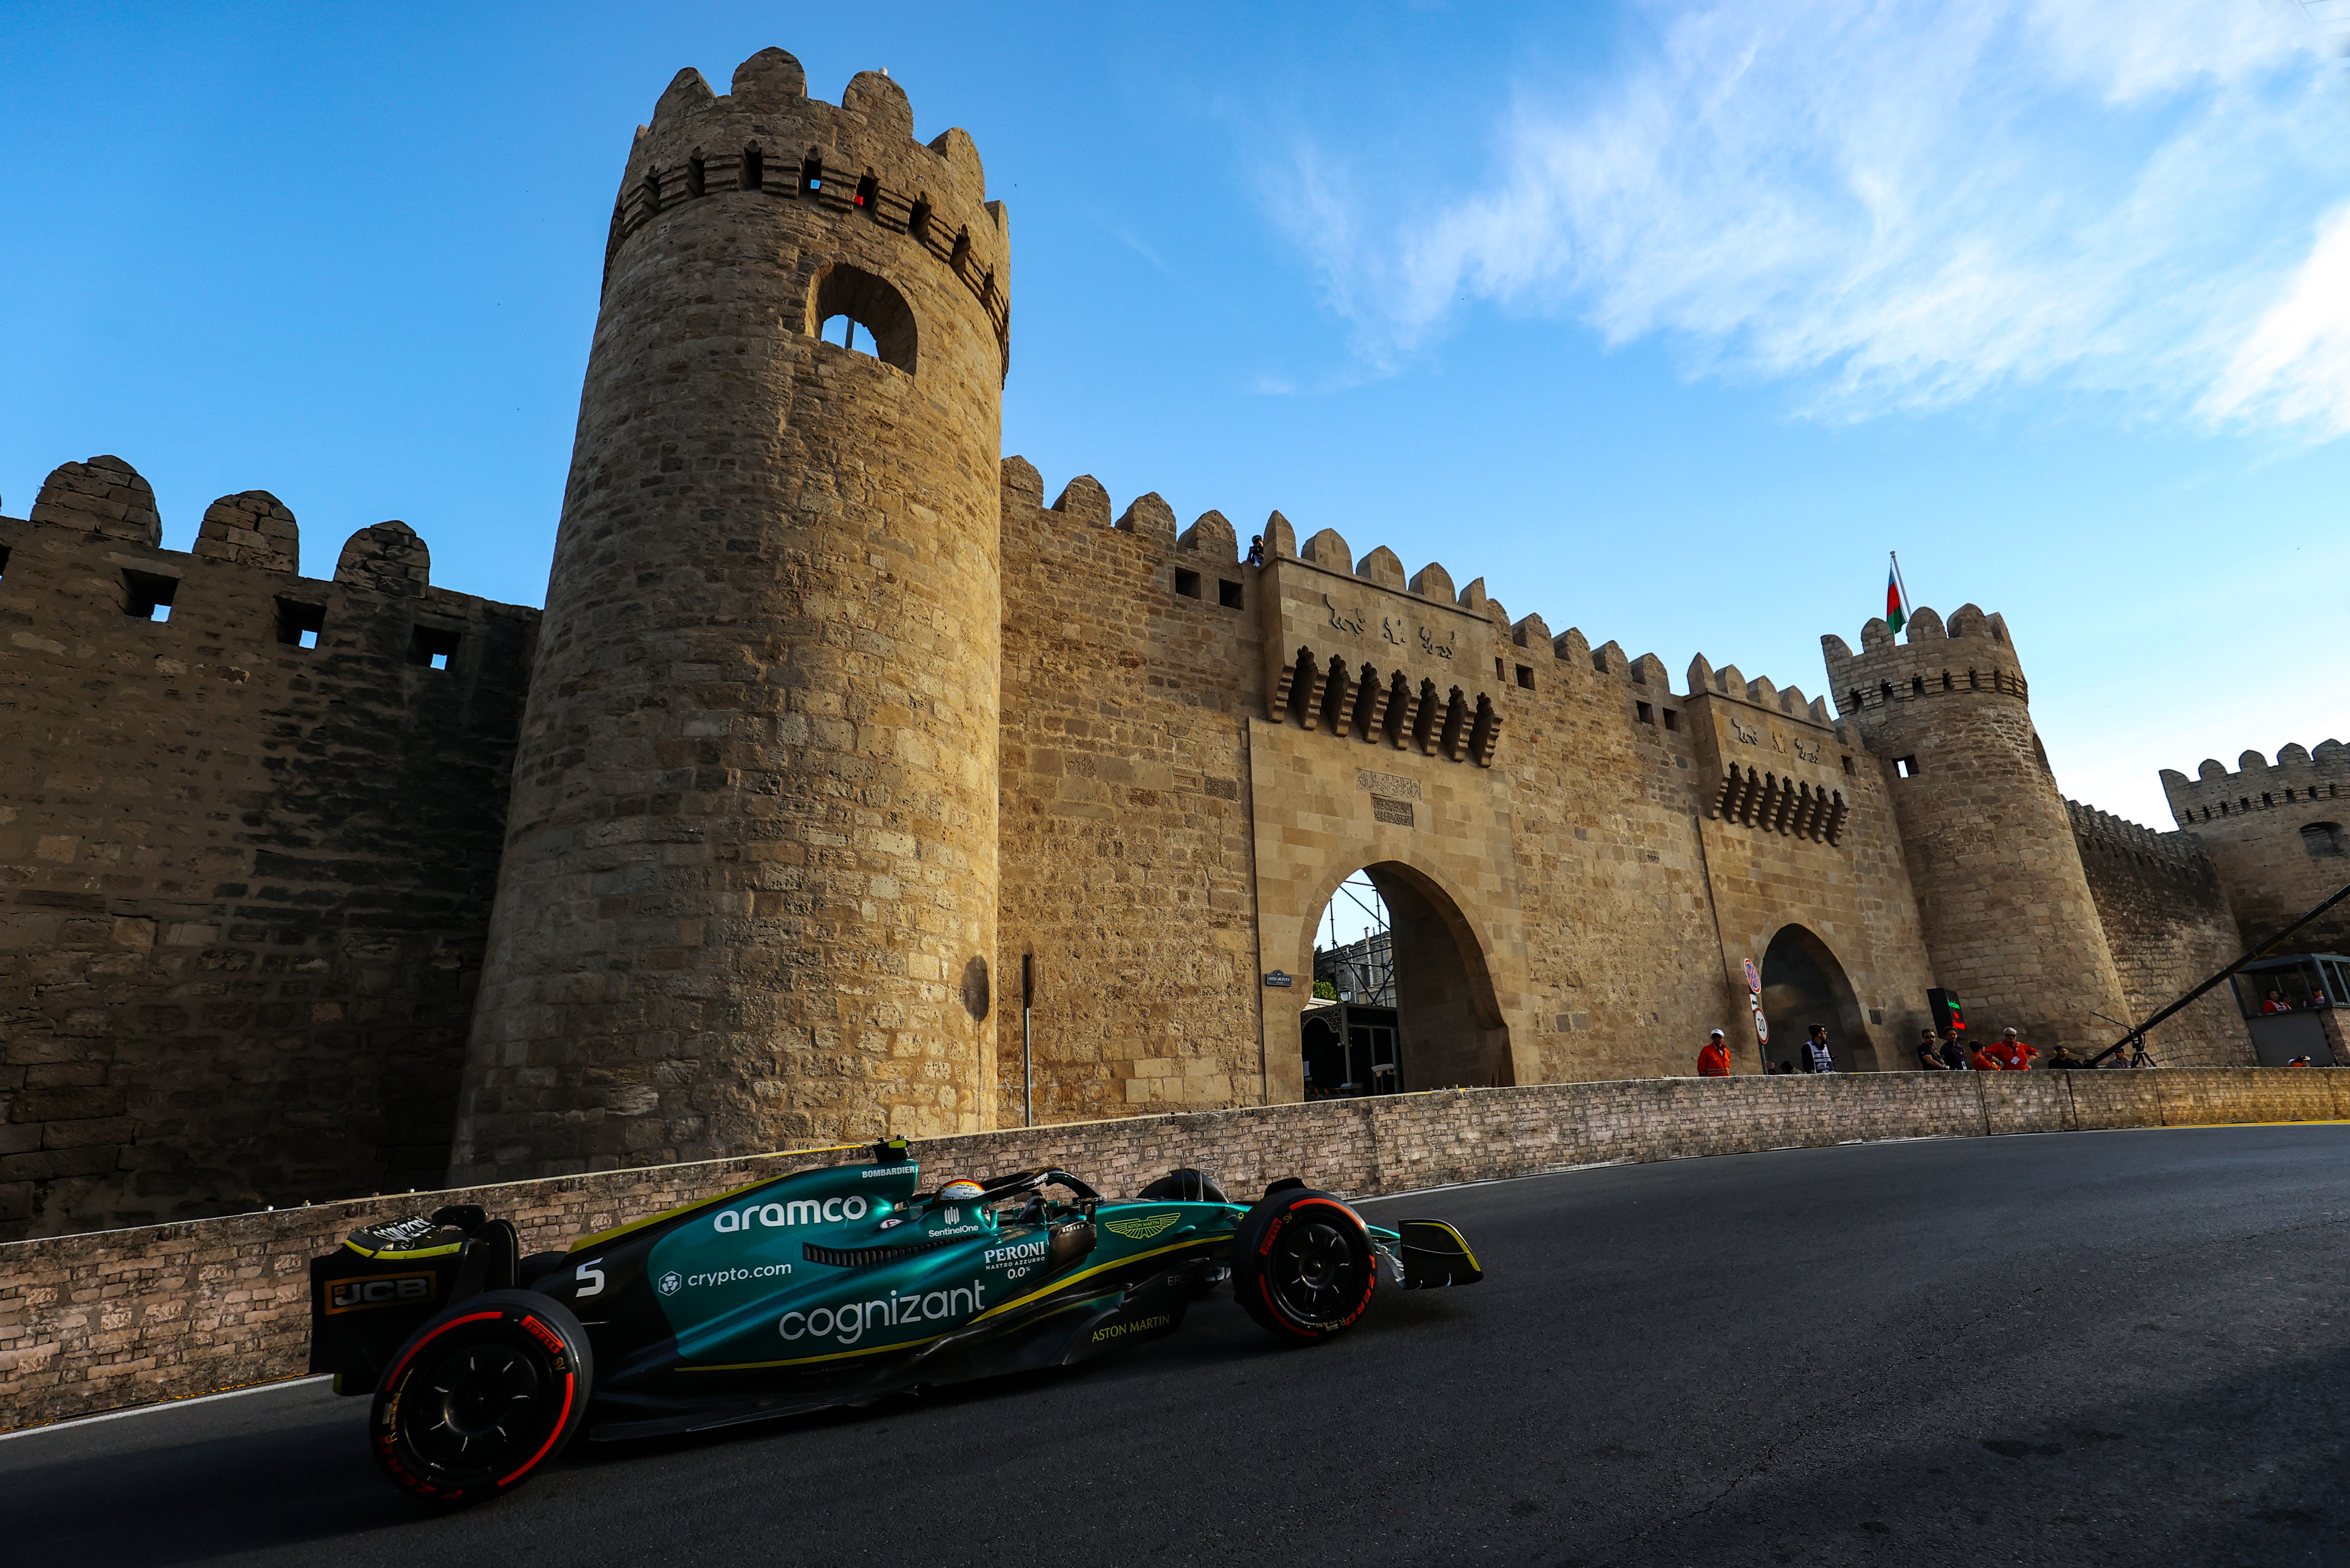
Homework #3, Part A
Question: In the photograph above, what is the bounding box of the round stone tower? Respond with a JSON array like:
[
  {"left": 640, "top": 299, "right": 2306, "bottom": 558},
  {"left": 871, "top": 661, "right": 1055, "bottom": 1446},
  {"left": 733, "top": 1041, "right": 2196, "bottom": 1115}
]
[
  {"left": 453, "top": 49, "right": 1008, "bottom": 1179},
  {"left": 1822, "top": 604, "right": 2130, "bottom": 1052}
]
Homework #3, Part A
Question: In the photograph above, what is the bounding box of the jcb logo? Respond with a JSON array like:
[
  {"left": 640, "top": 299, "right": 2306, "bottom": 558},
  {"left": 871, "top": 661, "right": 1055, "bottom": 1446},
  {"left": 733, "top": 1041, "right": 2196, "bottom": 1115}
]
[{"left": 326, "top": 1274, "right": 435, "bottom": 1315}]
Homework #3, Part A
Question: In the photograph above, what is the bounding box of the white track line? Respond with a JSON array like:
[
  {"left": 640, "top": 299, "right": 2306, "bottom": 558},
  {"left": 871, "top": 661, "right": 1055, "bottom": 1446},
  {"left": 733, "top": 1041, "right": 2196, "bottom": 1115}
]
[{"left": 0, "top": 1375, "right": 331, "bottom": 1442}]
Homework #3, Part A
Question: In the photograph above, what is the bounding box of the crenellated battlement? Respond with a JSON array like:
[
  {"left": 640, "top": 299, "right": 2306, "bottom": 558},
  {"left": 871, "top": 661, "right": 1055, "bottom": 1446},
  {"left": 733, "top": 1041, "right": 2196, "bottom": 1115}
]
[
  {"left": 2066, "top": 798, "right": 2209, "bottom": 872},
  {"left": 1, "top": 454, "right": 537, "bottom": 668},
  {"left": 2161, "top": 740, "right": 2350, "bottom": 825},
  {"left": 1821, "top": 603, "right": 2028, "bottom": 717},
  {"left": 603, "top": 49, "right": 1008, "bottom": 368}
]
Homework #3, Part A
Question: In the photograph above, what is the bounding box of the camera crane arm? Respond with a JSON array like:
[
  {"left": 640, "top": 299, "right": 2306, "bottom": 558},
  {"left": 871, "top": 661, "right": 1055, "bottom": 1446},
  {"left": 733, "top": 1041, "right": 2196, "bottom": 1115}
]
[{"left": 2083, "top": 878, "right": 2350, "bottom": 1068}]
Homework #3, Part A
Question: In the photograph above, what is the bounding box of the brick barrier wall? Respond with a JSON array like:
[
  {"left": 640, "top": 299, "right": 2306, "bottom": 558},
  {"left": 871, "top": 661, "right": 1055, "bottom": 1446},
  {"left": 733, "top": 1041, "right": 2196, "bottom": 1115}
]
[{"left": 4, "top": 1068, "right": 2344, "bottom": 1432}]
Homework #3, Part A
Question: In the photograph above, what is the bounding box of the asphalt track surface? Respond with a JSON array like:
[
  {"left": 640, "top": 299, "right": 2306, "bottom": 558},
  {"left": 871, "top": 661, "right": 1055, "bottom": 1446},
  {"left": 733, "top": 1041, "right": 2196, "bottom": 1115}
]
[{"left": 8, "top": 1124, "right": 2350, "bottom": 1568}]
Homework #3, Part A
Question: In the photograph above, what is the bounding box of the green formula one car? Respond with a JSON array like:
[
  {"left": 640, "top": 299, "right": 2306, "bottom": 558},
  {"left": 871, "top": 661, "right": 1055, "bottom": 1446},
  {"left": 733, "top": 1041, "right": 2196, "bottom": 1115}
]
[{"left": 308, "top": 1140, "right": 1481, "bottom": 1506}]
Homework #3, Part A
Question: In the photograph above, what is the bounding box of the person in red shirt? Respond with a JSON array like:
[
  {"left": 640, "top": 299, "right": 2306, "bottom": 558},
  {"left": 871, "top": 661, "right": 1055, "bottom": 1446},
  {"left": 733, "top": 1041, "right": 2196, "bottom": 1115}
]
[
  {"left": 1971, "top": 1040, "right": 2004, "bottom": 1071},
  {"left": 1697, "top": 1029, "right": 1733, "bottom": 1077},
  {"left": 1992, "top": 1028, "right": 2040, "bottom": 1070}
]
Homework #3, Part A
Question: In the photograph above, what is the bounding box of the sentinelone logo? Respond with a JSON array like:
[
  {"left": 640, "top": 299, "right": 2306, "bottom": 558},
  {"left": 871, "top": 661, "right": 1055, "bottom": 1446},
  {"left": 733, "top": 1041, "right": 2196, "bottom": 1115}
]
[{"left": 714, "top": 1196, "right": 870, "bottom": 1232}]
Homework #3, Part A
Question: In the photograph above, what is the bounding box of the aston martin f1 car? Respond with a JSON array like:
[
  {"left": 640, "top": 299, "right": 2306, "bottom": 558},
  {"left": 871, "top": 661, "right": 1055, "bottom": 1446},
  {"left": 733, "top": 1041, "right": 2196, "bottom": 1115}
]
[{"left": 308, "top": 1140, "right": 1481, "bottom": 1505}]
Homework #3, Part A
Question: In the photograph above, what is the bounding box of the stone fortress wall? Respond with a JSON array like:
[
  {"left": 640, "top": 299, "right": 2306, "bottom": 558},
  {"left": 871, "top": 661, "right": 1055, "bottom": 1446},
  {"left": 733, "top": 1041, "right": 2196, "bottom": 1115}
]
[
  {"left": 0, "top": 459, "right": 537, "bottom": 1240},
  {"left": 0, "top": 44, "right": 2301, "bottom": 1242}
]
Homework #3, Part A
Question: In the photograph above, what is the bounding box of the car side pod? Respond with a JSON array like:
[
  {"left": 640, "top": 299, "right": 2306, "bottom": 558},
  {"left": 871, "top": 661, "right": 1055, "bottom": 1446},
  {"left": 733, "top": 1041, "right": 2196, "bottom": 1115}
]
[{"left": 1396, "top": 1220, "right": 1482, "bottom": 1288}]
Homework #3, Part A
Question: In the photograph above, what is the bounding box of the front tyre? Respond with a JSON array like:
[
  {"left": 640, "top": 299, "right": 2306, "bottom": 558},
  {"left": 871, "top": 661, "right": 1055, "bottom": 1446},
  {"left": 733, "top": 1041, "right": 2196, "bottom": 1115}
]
[
  {"left": 1232, "top": 1187, "right": 1376, "bottom": 1343},
  {"left": 370, "top": 1289, "right": 593, "bottom": 1506}
]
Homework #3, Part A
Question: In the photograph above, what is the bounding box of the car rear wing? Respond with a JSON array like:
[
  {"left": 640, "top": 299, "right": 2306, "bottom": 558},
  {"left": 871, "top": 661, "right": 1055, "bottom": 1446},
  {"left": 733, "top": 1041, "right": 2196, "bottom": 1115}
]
[{"left": 307, "top": 1204, "right": 521, "bottom": 1394}]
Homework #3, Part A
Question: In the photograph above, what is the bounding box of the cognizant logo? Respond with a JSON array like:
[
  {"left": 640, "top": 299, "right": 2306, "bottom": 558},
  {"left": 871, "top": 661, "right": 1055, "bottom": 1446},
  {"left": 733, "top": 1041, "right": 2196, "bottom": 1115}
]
[
  {"left": 779, "top": 1281, "right": 987, "bottom": 1346},
  {"left": 714, "top": 1195, "right": 868, "bottom": 1233}
]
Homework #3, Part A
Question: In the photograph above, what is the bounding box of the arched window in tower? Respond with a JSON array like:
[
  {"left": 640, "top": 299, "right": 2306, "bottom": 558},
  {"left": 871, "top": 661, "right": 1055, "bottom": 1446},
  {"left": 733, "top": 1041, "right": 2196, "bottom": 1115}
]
[
  {"left": 908, "top": 195, "right": 932, "bottom": 243},
  {"left": 686, "top": 155, "right": 705, "bottom": 198},
  {"left": 1941, "top": 671, "right": 1952, "bottom": 691},
  {"left": 740, "top": 145, "right": 763, "bottom": 191},
  {"left": 807, "top": 262, "right": 919, "bottom": 374},
  {"left": 2305, "top": 823, "right": 2346, "bottom": 857},
  {"left": 639, "top": 169, "right": 661, "bottom": 216},
  {"left": 1910, "top": 676, "right": 1926, "bottom": 697},
  {"left": 855, "top": 173, "right": 879, "bottom": 214},
  {"left": 800, "top": 151, "right": 824, "bottom": 197},
  {"left": 1968, "top": 669, "right": 1979, "bottom": 689},
  {"left": 950, "top": 226, "right": 971, "bottom": 272}
]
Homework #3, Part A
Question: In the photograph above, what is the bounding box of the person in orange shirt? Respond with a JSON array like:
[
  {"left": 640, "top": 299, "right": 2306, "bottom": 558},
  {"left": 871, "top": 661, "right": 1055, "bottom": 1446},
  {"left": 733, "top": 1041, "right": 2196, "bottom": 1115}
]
[
  {"left": 1993, "top": 1028, "right": 2041, "bottom": 1070},
  {"left": 1971, "top": 1040, "right": 2005, "bottom": 1071},
  {"left": 1697, "top": 1029, "right": 1733, "bottom": 1077}
]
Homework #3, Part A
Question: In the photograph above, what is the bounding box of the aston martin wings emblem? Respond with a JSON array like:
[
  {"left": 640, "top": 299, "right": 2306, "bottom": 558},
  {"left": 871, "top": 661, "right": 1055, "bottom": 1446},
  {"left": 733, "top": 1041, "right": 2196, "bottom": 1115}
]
[{"left": 1103, "top": 1212, "right": 1180, "bottom": 1240}]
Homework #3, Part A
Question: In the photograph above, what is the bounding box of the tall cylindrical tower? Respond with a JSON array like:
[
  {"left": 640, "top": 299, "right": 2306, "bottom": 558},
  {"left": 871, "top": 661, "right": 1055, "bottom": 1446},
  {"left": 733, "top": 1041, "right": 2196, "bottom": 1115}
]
[
  {"left": 1823, "top": 604, "right": 2130, "bottom": 1051},
  {"left": 454, "top": 49, "right": 1008, "bottom": 1179}
]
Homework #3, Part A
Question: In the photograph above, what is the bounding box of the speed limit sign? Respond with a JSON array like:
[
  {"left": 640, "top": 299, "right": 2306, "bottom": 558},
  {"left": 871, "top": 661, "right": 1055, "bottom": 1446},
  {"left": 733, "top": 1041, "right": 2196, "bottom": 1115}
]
[{"left": 1752, "top": 1006, "right": 1770, "bottom": 1044}]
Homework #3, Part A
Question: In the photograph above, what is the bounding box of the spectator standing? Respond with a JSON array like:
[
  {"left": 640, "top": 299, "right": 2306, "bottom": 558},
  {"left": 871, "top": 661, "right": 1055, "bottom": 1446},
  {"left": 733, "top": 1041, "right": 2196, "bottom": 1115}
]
[
  {"left": 2045, "top": 1046, "right": 2083, "bottom": 1069},
  {"left": 1916, "top": 1029, "right": 1948, "bottom": 1070},
  {"left": 1245, "top": 534, "right": 1267, "bottom": 568},
  {"left": 1992, "top": 1028, "right": 2041, "bottom": 1071},
  {"left": 1697, "top": 1029, "right": 1733, "bottom": 1077},
  {"left": 1803, "top": 1025, "right": 1837, "bottom": 1074},
  {"left": 1941, "top": 1033, "right": 1969, "bottom": 1071}
]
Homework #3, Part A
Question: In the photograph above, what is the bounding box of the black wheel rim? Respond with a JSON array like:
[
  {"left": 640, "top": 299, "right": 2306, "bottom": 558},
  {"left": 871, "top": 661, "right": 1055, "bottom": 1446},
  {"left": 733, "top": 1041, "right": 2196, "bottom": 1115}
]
[
  {"left": 409, "top": 1342, "right": 548, "bottom": 1474},
  {"left": 1271, "top": 1220, "right": 1360, "bottom": 1321}
]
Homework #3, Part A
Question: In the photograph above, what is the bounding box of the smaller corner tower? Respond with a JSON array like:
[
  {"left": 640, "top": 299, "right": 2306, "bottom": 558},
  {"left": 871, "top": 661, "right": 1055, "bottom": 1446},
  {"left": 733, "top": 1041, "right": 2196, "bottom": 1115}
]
[{"left": 1823, "top": 604, "right": 2130, "bottom": 1049}]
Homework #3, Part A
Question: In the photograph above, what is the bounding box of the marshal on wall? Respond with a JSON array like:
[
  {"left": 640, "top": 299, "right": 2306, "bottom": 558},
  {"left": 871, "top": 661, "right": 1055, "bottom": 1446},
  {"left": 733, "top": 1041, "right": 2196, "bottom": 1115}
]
[{"left": 1, "top": 47, "right": 2331, "bottom": 1240}]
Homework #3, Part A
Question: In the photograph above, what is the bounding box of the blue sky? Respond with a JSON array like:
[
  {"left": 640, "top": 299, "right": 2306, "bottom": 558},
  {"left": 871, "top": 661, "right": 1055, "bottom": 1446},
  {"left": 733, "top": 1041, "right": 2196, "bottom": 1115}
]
[{"left": 5, "top": 1, "right": 2347, "bottom": 838}]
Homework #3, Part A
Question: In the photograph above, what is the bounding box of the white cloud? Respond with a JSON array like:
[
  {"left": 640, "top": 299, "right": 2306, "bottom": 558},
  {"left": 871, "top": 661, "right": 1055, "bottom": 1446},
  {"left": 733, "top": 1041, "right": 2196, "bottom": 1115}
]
[
  {"left": 2203, "top": 198, "right": 2350, "bottom": 433},
  {"left": 1279, "top": 0, "right": 2350, "bottom": 431}
]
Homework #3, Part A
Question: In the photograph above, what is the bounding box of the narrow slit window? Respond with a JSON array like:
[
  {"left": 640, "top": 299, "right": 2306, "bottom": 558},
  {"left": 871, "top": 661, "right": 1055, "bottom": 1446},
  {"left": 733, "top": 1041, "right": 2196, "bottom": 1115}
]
[
  {"left": 1516, "top": 665, "right": 1536, "bottom": 691},
  {"left": 1941, "top": 671, "right": 1953, "bottom": 690},
  {"left": 409, "top": 624, "right": 461, "bottom": 671},
  {"left": 0, "top": 543, "right": 10, "bottom": 583},
  {"left": 855, "top": 173, "right": 879, "bottom": 213},
  {"left": 640, "top": 171, "right": 661, "bottom": 215},
  {"left": 1898, "top": 755, "right": 1922, "bottom": 778},
  {"left": 1660, "top": 707, "right": 1676, "bottom": 730},
  {"left": 686, "top": 156, "right": 705, "bottom": 198},
  {"left": 1911, "top": 675, "right": 1926, "bottom": 696},
  {"left": 1841, "top": 755, "right": 1855, "bottom": 775},
  {"left": 1217, "top": 579, "right": 1244, "bottom": 609},
  {"left": 740, "top": 146, "right": 764, "bottom": 191},
  {"left": 800, "top": 154, "right": 823, "bottom": 197},
  {"left": 1173, "top": 568, "right": 1201, "bottom": 599},
  {"left": 908, "top": 197, "right": 932, "bottom": 242},
  {"left": 275, "top": 597, "right": 325, "bottom": 650},
  {"left": 122, "top": 568, "right": 177, "bottom": 622},
  {"left": 1635, "top": 701, "right": 1654, "bottom": 725}
]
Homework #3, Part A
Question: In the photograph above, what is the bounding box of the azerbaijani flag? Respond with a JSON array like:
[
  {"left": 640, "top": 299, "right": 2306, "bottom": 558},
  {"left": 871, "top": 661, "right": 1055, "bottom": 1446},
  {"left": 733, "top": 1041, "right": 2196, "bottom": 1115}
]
[{"left": 1885, "top": 552, "right": 1909, "bottom": 634}]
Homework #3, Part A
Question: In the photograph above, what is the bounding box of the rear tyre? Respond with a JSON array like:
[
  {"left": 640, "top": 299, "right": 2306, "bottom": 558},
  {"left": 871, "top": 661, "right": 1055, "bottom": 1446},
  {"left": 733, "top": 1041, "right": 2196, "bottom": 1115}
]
[
  {"left": 1231, "top": 1187, "right": 1376, "bottom": 1343},
  {"left": 370, "top": 1289, "right": 593, "bottom": 1506}
]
